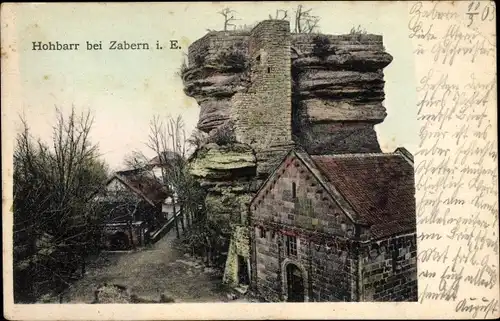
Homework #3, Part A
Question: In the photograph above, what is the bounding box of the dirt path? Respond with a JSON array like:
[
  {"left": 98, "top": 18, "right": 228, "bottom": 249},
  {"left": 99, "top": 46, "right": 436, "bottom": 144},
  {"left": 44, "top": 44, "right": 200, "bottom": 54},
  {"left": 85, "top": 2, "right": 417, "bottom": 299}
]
[{"left": 62, "top": 229, "right": 230, "bottom": 303}]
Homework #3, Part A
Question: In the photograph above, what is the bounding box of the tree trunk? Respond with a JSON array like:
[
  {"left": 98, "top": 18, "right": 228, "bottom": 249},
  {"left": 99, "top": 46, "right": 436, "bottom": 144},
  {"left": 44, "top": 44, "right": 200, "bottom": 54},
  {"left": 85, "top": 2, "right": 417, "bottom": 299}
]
[
  {"left": 184, "top": 205, "right": 190, "bottom": 228},
  {"left": 173, "top": 202, "right": 180, "bottom": 238},
  {"left": 180, "top": 206, "right": 185, "bottom": 232},
  {"left": 129, "top": 221, "right": 136, "bottom": 250}
]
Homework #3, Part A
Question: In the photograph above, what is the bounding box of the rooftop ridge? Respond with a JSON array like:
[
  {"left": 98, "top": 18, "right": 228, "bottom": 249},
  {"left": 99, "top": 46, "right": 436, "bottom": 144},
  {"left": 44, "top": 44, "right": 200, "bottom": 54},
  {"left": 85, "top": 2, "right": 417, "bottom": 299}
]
[{"left": 309, "top": 152, "right": 401, "bottom": 158}]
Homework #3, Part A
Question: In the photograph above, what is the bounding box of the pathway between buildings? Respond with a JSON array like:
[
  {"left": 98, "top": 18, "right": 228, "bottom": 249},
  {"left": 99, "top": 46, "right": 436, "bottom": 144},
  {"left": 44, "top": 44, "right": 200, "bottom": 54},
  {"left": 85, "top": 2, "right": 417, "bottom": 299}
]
[{"left": 61, "top": 229, "right": 232, "bottom": 303}]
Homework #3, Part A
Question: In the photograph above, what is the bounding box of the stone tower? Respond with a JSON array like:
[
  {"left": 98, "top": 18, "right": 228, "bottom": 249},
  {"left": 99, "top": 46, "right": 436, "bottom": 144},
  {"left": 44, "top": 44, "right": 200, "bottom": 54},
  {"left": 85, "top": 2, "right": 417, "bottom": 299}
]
[{"left": 231, "top": 20, "right": 294, "bottom": 177}]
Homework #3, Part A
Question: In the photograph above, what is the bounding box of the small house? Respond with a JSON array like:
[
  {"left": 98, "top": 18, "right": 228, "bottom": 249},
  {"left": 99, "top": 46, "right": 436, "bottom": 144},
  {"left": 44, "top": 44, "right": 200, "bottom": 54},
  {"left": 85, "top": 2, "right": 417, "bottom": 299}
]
[
  {"left": 249, "top": 148, "right": 417, "bottom": 302},
  {"left": 95, "top": 169, "right": 169, "bottom": 250}
]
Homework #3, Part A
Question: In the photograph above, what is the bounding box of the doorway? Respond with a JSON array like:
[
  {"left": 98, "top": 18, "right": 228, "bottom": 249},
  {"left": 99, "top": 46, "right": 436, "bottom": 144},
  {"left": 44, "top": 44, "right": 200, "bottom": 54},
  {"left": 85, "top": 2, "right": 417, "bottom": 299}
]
[
  {"left": 286, "top": 263, "right": 304, "bottom": 302},
  {"left": 237, "top": 255, "right": 249, "bottom": 285}
]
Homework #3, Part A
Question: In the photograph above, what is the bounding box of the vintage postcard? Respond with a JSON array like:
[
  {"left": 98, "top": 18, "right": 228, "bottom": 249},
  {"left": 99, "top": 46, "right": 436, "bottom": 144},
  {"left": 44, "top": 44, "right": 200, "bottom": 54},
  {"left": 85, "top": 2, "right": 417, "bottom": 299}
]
[{"left": 1, "top": 1, "right": 498, "bottom": 320}]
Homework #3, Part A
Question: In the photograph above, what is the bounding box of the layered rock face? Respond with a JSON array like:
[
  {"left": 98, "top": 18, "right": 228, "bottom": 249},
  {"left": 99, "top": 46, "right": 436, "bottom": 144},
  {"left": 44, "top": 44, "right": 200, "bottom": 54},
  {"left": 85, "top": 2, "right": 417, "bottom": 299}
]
[
  {"left": 183, "top": 21, "right": 295, "bottom": 232},
  {"left": 183, "top": 29, "right": 393, "bottom": 159},
  {"left": 183, "top": 32, "right": 250, "bottom": 133},
  {"left": 291, "top": 34, "right": 393, "bottom": 154}
]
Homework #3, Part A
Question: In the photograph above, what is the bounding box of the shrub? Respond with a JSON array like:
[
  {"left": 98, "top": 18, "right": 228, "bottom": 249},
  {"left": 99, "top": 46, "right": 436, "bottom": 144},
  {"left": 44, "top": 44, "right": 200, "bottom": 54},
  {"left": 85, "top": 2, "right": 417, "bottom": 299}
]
[
  {"left": 214, "top": 48, "right": 248, "bottom": 71},
  {"left": 194, "top": 53, "right": 206, "bottom": 66},
  {"left": 312, "top": 35, "right": 332, "bottom": 58},
  {"left": 350, "top": 25, "right": 367, "bottom": 35}
]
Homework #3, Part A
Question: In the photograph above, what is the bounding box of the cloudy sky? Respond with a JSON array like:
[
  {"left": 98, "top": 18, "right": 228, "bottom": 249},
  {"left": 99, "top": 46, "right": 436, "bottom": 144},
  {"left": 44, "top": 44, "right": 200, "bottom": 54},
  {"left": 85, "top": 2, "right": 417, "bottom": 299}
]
[{"left": 8, "top": 2, "right": 417, "bottom": 171}]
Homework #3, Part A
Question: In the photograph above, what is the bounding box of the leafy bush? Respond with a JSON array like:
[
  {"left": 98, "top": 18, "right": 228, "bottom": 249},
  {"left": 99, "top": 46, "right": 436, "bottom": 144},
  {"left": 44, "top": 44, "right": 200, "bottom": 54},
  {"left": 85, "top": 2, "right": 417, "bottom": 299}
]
[
  {"left": 194, "top": 53, "right": 206, "bottom": 66},
  {"left": 312, "top": 35, "right": 332, "bottom": 58},
  {"left": 214, "top": 48, "right": 248, "bottom": 71}
]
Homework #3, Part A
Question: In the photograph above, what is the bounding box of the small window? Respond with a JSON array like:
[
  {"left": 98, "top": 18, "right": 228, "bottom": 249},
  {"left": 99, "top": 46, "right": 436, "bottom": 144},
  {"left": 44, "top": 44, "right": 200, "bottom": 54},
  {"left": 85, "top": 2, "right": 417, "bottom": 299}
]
[
  {"left": 285, "top": 235, "right": 297, "bottom": 256},
  {"left": 256, "top": 55, "right": 261, "bottom": 63},
  {"left": 267, "top": 66, "right": 271, "bottom": 73},
  {"left": 259, "top": 227, "right": 266, "bottom": 238},
  {"left": 292, "top": 182, "right": 297, "bottom": 199}
]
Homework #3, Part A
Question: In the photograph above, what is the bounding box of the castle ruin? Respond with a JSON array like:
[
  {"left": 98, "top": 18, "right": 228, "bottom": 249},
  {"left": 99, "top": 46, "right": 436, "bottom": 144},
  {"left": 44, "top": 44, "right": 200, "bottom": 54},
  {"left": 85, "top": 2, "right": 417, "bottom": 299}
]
[{"left": 181, "top": 20, "right": 397, "bottom": 291}]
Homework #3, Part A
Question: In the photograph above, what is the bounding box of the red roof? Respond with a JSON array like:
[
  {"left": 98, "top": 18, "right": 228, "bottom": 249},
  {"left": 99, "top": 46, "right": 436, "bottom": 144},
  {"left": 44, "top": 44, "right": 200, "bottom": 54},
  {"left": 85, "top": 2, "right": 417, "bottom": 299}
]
[{"left": 310, "top": 153, "right": 416, "bottom": 239}]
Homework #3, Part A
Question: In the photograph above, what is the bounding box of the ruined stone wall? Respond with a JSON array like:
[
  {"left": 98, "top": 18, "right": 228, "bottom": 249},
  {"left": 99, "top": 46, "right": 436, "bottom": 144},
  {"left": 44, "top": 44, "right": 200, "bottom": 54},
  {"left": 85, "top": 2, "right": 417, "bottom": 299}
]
[
  {"left": 291, "top": 33, "right": 386, "bottom": 54},
  {"left": 184, "top": 27, "right": 393, "bottom": 154},
  {"left": 251, "top": 154, "right": 358, "bottom": 301},
  {"left": 187, "top": 31, "right": 249, "bottom": 67},
  {"left": 360, "top": 232, "right": 418, "bottom": 301},
  {"left": 230, "top": 20, "right": 295, "bottom": 180}
]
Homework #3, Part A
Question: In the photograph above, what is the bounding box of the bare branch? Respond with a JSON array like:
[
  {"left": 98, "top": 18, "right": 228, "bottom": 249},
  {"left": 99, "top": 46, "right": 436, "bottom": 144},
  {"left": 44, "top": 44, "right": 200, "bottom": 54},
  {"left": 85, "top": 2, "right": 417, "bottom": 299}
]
[{"left": 218, "top": 7, "right": 240, "bottom": 31}]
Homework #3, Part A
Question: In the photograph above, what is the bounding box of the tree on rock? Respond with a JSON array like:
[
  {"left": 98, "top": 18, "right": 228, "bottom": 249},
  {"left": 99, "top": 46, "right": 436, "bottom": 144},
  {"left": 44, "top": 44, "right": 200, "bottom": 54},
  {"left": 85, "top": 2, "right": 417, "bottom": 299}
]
[{"left": 218, "top": 8, "right": 240, "bottom": 31}]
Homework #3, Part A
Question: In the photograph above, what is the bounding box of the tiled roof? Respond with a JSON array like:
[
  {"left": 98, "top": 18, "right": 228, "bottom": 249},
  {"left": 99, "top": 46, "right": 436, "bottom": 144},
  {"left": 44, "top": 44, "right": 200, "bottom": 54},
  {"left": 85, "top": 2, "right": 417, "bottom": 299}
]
[
  {"left": 310, "top": 153, "right": 416, "bottom": 239},
  {"left": 114, "top": 169, "right": 169, "bottom": 205}
]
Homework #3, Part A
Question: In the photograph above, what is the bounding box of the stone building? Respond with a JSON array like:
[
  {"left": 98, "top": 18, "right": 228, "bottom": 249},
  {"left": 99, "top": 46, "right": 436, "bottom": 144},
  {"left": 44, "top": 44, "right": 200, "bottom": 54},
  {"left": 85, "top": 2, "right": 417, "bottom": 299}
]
[
  {"left": 182, "top": 19, "right": 400, "bottom": 290},
  {"left": 249, "top": 148, "right": 417, "bottom": 302}
]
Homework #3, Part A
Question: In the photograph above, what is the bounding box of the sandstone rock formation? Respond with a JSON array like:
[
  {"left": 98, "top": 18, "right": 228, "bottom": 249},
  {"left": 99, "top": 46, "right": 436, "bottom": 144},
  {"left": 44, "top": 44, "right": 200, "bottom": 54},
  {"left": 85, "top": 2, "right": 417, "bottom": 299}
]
[
  {"left": 189, "top": 143, "right": 257, "bottom": 232},
  {"left": 291, "top": 34, "right": 393, "bottom": 154}
]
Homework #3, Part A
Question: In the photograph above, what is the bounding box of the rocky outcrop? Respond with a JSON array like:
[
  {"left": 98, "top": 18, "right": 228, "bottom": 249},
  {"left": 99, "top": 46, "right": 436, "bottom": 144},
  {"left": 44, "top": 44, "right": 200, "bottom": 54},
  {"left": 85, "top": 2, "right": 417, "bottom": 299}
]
[
  {"left": 182, "top": 32, "right": 250, "bottom": 134},
  {"left": 181, "top": 21, "right": 394, "bottom": 286},
  {"left": 189, "top": 143, "right": 257, "bottom": 232},
  {"left": 291, "top": 34, "right": 393, "bottom": 154}
]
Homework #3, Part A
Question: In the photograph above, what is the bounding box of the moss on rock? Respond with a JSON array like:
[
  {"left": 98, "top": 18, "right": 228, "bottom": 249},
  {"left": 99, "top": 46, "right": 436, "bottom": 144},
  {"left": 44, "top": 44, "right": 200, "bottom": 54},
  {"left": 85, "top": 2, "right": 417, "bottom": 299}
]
[{"left": 189, "top": 143, "right": 256, "bottom": 179}]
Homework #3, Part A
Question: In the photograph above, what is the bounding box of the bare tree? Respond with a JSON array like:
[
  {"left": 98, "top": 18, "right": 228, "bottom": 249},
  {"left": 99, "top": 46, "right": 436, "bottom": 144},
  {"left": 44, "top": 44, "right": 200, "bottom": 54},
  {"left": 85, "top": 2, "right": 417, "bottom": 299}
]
[
  {"left": 145, "top": 115, "right": 195, "bottom": 238},
  {"left": 123, "top": 150, "right": 150, "bottom": 170},
  {"left": 218, "top": 8, "right": 240, "bottom": 31},
  {"left": 187, "top": 128, "right": 208, "bottom": 154},
  {"left": 269, "top": 9, "right": 288, "bottom": 20},
  {"left": 13, "top": 106, "right": 109, "bottom": 302},
  {"left": 294, "top": 5, "right": 320, "bottom": 33}
]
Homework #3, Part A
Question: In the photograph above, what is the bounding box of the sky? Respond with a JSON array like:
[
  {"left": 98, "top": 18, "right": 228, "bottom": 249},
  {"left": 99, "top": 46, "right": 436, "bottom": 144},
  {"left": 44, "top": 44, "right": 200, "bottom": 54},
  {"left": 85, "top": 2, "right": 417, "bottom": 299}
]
[{"left": 9, "top": 2, "right": 417, "bottom": 171}]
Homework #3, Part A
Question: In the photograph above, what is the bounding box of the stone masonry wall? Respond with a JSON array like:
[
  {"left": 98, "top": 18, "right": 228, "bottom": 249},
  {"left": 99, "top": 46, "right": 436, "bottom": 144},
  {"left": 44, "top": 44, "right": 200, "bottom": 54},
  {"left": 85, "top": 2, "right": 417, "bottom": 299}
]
[
  {"left": 360, "top": 232, "right": 418, "bottom": 301},
  {"left": 251, "top": 153, "right": 358, "bottom": 301},
  {"left": 252, "top": 154, "right": 356, "bottom": 237},
  {"left": 187, "top": 31, "right": 250, "bottom": 67},
  {"left": 231, "top": 20, "right": 293, "bottom": 148}
]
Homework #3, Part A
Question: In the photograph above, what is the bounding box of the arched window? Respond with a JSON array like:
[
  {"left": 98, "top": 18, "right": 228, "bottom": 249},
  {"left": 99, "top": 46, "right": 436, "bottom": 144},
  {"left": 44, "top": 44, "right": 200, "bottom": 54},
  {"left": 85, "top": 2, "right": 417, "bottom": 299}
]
[{"left": 292, "top": 182, "right": 297, "bottom": 199}]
